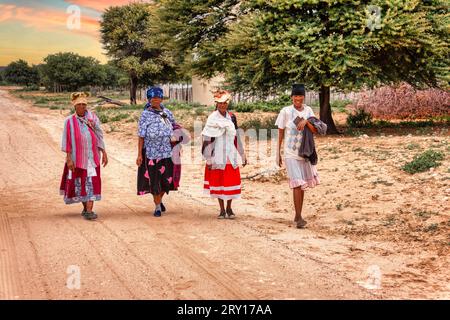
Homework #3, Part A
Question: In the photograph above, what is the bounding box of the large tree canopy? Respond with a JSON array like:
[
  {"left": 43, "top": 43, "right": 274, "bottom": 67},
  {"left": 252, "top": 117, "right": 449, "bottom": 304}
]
[
  {"left": 40, "top": 52, "right": 105, "bottom": 91},
  {"left": 4, "top": 59, "right": 40, "bottom": 86},
  {"left": 100, "top": 2, "right": 178, "bottom": 104},
  {"left": 157, "top": 0, "right": 449, "bottom": 133}
]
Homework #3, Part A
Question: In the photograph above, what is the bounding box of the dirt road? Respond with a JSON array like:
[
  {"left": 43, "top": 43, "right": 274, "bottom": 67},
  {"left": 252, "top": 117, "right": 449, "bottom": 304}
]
[{"left": 0, "top": 88, "right": 447, "bottom": 299}]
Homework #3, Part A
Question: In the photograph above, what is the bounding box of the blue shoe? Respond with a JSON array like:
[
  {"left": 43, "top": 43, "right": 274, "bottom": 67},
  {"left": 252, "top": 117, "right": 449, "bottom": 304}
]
[
  {"left": 154, "top": 209, "right": 162, "bottom": 217},
  {"left": 160, "top": 203, "right": 166, "bottom": 212}
]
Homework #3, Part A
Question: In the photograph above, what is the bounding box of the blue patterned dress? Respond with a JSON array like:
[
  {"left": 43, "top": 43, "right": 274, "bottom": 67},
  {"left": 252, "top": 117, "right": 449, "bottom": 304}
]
[{"left": 137, "top": 106, "right": 176, "bottom": 196}]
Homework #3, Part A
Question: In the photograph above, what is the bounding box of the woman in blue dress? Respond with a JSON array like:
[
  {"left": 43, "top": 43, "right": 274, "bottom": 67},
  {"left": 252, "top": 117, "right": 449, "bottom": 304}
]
[{"left": 136, "top": 87, "right": 180, "bottom": 217}]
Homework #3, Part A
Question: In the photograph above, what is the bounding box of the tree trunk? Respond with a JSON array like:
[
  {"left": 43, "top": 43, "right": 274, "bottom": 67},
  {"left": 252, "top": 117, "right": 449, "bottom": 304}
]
[
  {"left": 319, "top": 85, "right": 338, "bottom": 134},
  {"left": 129, "top": 75, "right": 138, "bottom": 105}
]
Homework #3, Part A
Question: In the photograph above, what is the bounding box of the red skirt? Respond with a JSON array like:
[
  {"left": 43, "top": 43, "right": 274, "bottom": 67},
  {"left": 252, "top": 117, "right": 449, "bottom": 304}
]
[
  {"left": 59, "top": 164, "right": 101, "bottom": 204},
  {"left": 204, "top": 164, "right": 241, "bottom": 200}
]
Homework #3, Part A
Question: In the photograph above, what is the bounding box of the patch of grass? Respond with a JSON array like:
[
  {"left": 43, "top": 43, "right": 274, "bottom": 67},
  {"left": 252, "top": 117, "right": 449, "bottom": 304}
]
[
  {"left": 240, "top": 117, "right": 278, "bottom": 136},
  {"left": 340, "top": 219, "right": 354, "bottom": 225},
  {"left": 372, "top": 178, "right": 394, "bottom": 186},
  {"left": 423, "top": 223, "right": 439, "bottom": 232},
  {"left": 109, "top": 113, "right": 130, "bottom": 122},
  {"left": 383, "top": 215, "right": 396, "bottom": 226},
  {"left": 346, "top": 128, "right": 364, "bottom": 136},
  {"left": 232, "top": 94, "right": 292, "bottom": 113},
  {"left": 326, "top": 146, "right": 339, "bottom": 153},
  {"left": 331, "top": 99, "right": 352, "bottom": 113},
  {"left": 415, "top": 210, "right": 438, "bottom": 220},
  {"left": 336, "top": 203, "right": 344, "bottom": 211},
  {"left": 405, "top": 143, "right": 421, "bottom": 150},
  {"left": 402, "top": 150, "right": 445, "bottom": 174},
  {"left": 165, "top": 101, "right": 204, "bottom": 110},
  {"left": 346, "top": 109, "right": 373, "bottom": 128},
  {"left": 97, "top": 112, "right": 109, "bottom": 124},
  {"left": 194, "top": 108, "right": 206, "bottom": 116},
  {"left": 49, "top": 105, "right": 65, "bottom": 110},
  {"left": 107, "top": 124, "right": 117, "bottom": 133}
]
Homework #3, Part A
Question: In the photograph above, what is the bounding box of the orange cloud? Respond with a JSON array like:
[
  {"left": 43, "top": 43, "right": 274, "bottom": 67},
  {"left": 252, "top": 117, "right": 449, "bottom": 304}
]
[
  {"left": 67, "top": 0, "right": 135, "bottom": 12},
  {"left": 0, "top": 4, "right": 100, "bottom": 38}
]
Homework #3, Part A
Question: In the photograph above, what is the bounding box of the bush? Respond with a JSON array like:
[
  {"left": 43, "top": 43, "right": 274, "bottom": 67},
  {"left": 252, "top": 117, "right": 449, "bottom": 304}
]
[
  {"left": 401, "top": 150, "right": 445, "bottom": 174},
  {"left": 239, "top": 116, "right": 278, "bottom": 139},
  {"left": 346, "top": 108, "right": 373, "bottom": 128},
  {"left": 331, "top": 99, "right": 352, "bottom": 113},
  {"left": 233, "top": 94, "right": 292, "bottom": 113},
  {"left": 351, "top": 83, "right": 450, "bottom": 119},
  {"left": 97, "top": 112, "right": 109, "bottom": 124}
]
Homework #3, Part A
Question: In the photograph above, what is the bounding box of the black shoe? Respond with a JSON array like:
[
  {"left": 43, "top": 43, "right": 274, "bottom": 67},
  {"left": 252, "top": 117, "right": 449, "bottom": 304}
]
[
  {"left": 154, "top": 209, "right": 162, "bottom": 217},
  {"left": 226, "top": 209, "right": 235, "bottom": 219},
  {"left": 218, "top": 211, "right": 226, "bottom": 219},
  {"left": 160, "top": 203, "right": 166, "bottom": 212},
  {"left": 81, "top": 210, "right": 87, "bottom": 217},
  {"left": 84, "top": 212, "right": 98, "bottom": 220}
]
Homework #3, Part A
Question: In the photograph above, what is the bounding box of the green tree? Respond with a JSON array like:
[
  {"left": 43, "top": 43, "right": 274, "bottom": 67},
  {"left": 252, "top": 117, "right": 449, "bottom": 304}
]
[
  {"left": 100, "top": 2, "right": 178, "bottom": 104},
  {"left": 156, "top": 0, "right": 241, "bottom": 79},
  {"left": 4, "top": 59, "right": 40, "bottom": 86},
  {"left": 100, "top": 62, "right": 127, "bottom": 89},
  {"left": 158, "top": 0, "right": 449, "bottom": 133},
  {"left": 40, "top": 52, "right": 105, "bottom": 91}
]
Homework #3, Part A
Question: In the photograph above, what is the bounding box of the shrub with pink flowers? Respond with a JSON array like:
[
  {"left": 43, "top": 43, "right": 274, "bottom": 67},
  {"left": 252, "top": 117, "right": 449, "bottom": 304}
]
[{"left": 351, "top": 83, "right": 449, "bottom": 120}]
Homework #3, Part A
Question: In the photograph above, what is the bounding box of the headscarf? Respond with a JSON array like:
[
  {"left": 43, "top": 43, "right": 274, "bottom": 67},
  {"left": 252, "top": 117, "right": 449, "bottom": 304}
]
[
  {"left": 146, "top": 86, "right": 164, "bottom": 100},
  {"left": 213, "top": 90, "right": 232, "bottom": 103},
  {"left": 71, "top": 92, "right": 89, "bottom": 106},
  {"left": 144, "top": 86, "right": 165, "bottom": 110}
]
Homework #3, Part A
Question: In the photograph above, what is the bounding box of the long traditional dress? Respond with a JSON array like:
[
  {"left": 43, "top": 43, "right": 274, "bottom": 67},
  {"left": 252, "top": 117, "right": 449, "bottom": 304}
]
[
  {"left": 137, "top": 106, "right": 178, "bottom": 196},
  {"left": 202, "top": 111, "right": 242, "bottom": 200},
  {"left": 59, "top": 111, "right": 105, "bottom": 204}
]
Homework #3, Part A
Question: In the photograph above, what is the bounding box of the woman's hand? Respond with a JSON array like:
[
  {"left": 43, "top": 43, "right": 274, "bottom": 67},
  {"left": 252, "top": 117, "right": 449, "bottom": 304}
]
[
  {"left": 296, "top": 119, "right": 308, "bottom": 131},
  {"left": 101, "top": 150, "right": 108, "bottom": 167},
  {"left": 277, "top": 152, "right": 283, "bottom": 167},
  {"left": 136, "top": 154, "right": 143, "bottom": 167},
  {"left": 242, "top": 155, "right": 248, "bottom": 167},
  {"left": 67, "top": 156, "right": 75, "bottom": 171}
]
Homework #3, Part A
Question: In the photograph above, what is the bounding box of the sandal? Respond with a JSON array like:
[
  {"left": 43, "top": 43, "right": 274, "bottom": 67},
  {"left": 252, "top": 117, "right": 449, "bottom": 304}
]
[
  {"left": 218, "top": 211, "right": 226, "bottom": 219},
  {"left": 226, "top": 209, "right": 236, "bottom": 219},
  {"left": 84, "top": 211, "right": 98, "bottom": 220},
  {"left": 296, "top": 219, "right": 307, "bottom": 229}
]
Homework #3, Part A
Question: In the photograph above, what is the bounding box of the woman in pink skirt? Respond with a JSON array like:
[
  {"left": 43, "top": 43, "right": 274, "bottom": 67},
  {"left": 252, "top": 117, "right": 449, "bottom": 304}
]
[
  {"left": 202, "top": 90, "right": 247, "bottom": 219},
  {"left": 60, "top": 92, "right": 108, "bottom": 220}
]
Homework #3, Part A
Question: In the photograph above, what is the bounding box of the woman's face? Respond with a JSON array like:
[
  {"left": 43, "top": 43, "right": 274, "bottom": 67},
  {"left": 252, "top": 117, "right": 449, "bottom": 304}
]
[
  {"left": 216, "top": 101, "right": 229, "bottom": 114},
  {"left": 150, "top": 97, "right": 162, "bottom": 108},
  {"left": 74, "top": 103, "right": 87, "bottom": 116},
  {"left": 292, "top": 95, "right": 304, "bottom": 108}
]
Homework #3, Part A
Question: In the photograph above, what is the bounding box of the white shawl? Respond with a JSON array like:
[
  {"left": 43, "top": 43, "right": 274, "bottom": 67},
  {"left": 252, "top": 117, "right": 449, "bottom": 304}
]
[{"left": 202, "top": 111, "right": 238, "bottom": 169}]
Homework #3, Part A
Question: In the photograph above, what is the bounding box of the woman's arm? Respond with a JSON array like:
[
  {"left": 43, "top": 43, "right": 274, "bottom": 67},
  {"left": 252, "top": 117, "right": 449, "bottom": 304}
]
[
  {"left": 202, "top": 136, "right": 215, "bottom": 168},
  {"left": 66, "top": 152, "right": 75, "bottom": 171},
  {"left": 305, "top": 120, "right": 318, "bottom": 134},
  {"left": 277, "top": 128, "right": 285, "bottom": 166},
  {"left": 136, "top": 137, "right": 144, "bottom": 166}
]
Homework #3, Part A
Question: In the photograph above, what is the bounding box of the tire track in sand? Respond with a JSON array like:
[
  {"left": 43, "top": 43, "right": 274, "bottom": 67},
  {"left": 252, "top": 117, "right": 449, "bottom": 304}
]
[{"left": 0, "top": 209, "right": 23, "bottom": 299}]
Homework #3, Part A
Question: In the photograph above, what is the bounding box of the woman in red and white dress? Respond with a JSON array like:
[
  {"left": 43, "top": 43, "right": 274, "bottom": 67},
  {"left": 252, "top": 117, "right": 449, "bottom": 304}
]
[{"left": 202, "top": 90, "right": 247, "bottom": 219}]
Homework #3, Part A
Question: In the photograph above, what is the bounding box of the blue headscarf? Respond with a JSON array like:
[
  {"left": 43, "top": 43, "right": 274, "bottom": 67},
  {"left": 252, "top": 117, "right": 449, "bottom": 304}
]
[
  {"left": 144, "top": 86, "right": 165, "bottom": 110},
  {"left": 146, "top": 86, "right": 164, "bottom": 100}
]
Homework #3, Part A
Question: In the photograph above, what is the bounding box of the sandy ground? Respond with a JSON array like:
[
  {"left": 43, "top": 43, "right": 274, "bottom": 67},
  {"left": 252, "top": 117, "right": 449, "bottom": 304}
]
[{"left": 0, "top": 87, "right": 448, "bottom": 300}]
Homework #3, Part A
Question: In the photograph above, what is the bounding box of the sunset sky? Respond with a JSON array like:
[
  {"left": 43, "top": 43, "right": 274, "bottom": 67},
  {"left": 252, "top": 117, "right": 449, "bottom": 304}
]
[{"left": 0, "top": 0, "right": 141, "bottom": 66}]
